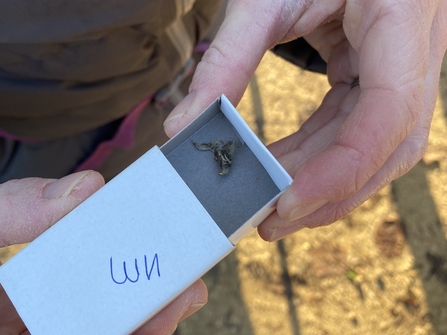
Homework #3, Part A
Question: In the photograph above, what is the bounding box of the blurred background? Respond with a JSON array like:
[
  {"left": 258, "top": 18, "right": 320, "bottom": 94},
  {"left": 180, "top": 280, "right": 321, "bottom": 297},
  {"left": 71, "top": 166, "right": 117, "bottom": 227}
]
[
  {"left": 0, "top": 37, "right": 446, "bottom": 335},
  {"left": 174, "top": 51, "right": 447, "bottom": 335}
]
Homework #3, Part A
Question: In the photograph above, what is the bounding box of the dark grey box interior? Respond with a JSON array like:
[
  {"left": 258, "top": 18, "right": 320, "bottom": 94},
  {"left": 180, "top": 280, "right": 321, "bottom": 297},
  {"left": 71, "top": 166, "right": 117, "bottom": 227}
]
[{"left": 161, "top": 101, "right": 280, "bottom": 237}]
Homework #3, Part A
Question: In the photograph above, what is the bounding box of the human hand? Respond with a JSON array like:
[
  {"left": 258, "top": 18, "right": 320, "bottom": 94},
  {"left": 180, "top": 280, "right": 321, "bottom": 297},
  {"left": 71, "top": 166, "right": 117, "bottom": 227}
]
[
  {"left": 0, "top": 171, "right": 207, "bottom": 334},
  {"left": 164, "top": 0, "right": 447, "bottom": 241}
]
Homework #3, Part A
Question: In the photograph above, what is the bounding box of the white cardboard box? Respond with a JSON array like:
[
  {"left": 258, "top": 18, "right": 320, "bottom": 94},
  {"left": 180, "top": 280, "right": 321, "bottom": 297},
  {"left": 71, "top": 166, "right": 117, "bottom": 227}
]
[{"left": 0, "top": 95, "right": 292, "bottom": 334}]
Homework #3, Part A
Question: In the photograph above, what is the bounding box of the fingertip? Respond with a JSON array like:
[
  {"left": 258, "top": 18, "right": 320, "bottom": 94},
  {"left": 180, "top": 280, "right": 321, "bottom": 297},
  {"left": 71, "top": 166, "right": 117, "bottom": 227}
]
[
  {"left": 42, "top": 170, "right": 100, "bottom": 199},
  {"left": 276, "top": 181, "right": 312, "bottom": 221},
  {"left": 164, "top": 91, "right": 198, "bottom": 138},
  {"left": 277, "top": 167, "right": 329, "bottom": 222},
  {"left": 257, "top": 223, "right": 276, "bottom": 242},
  {"left": 178, "top": 279, "right": 208, "bottom": 322},
  {"left": 190, "top": 278, "right": 208, "bottom": 300},
  {"left": 76, "top": 170, "right": 105, "bottom": 192},
  {"left": 58, "top": 170, "right": 105, "bottom": 203},
  {"left": 133, "top": 280, "right": 208, "bottom": 335},
  {"left": 258, "top": 211, "right": 307, "bottom": 242},
  {"left": 287, "top": 199, "right": 328, "bottom": 222}
]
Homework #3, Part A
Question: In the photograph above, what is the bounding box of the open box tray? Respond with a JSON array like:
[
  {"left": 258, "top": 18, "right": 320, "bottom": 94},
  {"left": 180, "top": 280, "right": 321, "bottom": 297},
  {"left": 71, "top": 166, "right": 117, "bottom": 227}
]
[
  {"left": 0, "top": 95, "right": 292, "bottom": 335},
  {"left": 162, "top": 95, "right": 291, "bottom": 243}
]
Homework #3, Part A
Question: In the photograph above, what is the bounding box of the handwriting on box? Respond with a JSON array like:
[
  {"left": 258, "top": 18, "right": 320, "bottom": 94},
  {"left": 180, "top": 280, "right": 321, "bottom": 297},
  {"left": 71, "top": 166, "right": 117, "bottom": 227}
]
[{"left": 110, "top": 254, "right": 161, "bottom": 285}]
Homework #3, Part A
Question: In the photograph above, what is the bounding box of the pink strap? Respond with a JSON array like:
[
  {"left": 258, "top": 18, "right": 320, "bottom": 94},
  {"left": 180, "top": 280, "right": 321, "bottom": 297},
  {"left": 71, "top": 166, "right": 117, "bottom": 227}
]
[
  {"left": 75, "top": 44, "right": 212, "bottom": 172},
  {"left": 0, "top": 129, "right": 41, "bottom": 143},
  {"left": 75, "top": 95, "right": 154, "bottom": 172},
  {"left": 194, "top": 42, "right": 210, "bottom": 53}
]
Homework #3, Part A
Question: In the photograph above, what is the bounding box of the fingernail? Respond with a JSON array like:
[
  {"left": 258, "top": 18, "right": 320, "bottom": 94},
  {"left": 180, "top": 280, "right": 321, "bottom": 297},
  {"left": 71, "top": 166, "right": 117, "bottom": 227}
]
[
  {"left": 163, "top": 91, "right": 197, "bottom": 128},
  {"left": 288, "top": 199, "right": 327, "bottom": 221},
  {"left": 43, "top": 171, "right": 92, "bottom": 199},
  {"left": 268, "top": 229, "right": 279, "bottom": 242},
  {"left": 268, "top": 224, "right": 306, "bottom": 242},
  {"left": 178, "top": 302, "right": 206, "bottom": 323},
  {"left": 176, "top": 299, "right": 206, "bottom": 325}
]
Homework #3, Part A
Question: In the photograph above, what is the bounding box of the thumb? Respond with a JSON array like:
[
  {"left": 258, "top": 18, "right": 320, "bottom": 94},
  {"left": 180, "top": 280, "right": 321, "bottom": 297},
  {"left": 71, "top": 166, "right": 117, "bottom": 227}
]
[
  {"left": 163, "top": 0, "right": 279, "bottom": 137},
  {"left": 0, "top": 171, "right": 104, "bottom": 247}
]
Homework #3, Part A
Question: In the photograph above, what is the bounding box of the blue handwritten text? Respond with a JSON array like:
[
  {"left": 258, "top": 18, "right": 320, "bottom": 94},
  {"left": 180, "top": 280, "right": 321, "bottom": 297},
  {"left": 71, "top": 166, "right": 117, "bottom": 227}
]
[{"left": 110, "top": 254, "right": 161, "bottom": 285}]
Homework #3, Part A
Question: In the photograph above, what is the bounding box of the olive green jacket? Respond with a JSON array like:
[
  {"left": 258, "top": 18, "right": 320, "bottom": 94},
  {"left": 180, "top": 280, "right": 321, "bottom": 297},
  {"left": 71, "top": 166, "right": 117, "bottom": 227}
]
[{"left": 0, "top": 0, "right": 221, "bottom": 139}]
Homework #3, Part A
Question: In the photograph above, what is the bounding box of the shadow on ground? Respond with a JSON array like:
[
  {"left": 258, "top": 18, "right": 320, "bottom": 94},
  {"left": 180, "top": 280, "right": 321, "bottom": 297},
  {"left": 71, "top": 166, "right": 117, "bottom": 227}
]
[
  {"left": 392, "top": 161, "right": 447, "bottom": 334},
  {"left": 175, "top": 254, "right": 255, "bottom": 335}
]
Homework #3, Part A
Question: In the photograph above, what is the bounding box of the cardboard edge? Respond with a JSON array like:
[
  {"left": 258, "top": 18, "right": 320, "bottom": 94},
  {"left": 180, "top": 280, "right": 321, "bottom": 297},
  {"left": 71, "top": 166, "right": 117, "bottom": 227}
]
[
  {"left": 219, "top": 95, "right": 293, "bottom": 191},
  {"left": 219, "top": 95, "right": 292, "bottom": 244},
  {"left": 161, "top": 95, "right": 293, "bottom": 246},
  {"left": 160, "top": 99, "right": 221, "bottom": 155}
]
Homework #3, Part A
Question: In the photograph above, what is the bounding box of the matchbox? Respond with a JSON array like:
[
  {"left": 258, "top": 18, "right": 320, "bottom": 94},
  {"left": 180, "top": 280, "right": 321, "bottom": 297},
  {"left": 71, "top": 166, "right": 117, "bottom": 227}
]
[{"left": 0, "top": 95, "right": 292, "bottom": 335}]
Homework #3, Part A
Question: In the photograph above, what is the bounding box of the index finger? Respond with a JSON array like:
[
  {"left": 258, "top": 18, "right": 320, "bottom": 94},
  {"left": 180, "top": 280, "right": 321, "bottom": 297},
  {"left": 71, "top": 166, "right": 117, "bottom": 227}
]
[
  {"left": 163, "top": 1, "right": 273, "bottom": 137},
  {"left": 163, "top": 0, "right": 348, "bottom": 137}
]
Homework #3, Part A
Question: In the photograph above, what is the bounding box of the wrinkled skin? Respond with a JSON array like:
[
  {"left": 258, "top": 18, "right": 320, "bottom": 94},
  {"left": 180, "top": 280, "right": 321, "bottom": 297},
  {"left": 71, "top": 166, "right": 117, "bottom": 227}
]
[
  {"left": 0, "top": 171, "right": 207, "bottom": 335},
  {"left": 165, "top": 0, "right": 447, "bottom": 242}
]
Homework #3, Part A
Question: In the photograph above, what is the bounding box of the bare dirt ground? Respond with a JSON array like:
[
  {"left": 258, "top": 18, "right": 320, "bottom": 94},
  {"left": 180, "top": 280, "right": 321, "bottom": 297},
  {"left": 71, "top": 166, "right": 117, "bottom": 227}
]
[
  {"left": 1, "top": 52, "right": 446, "bottom": 335},
  {"left": 175, "top": 52, "right": 447, "bottom": 335}
]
